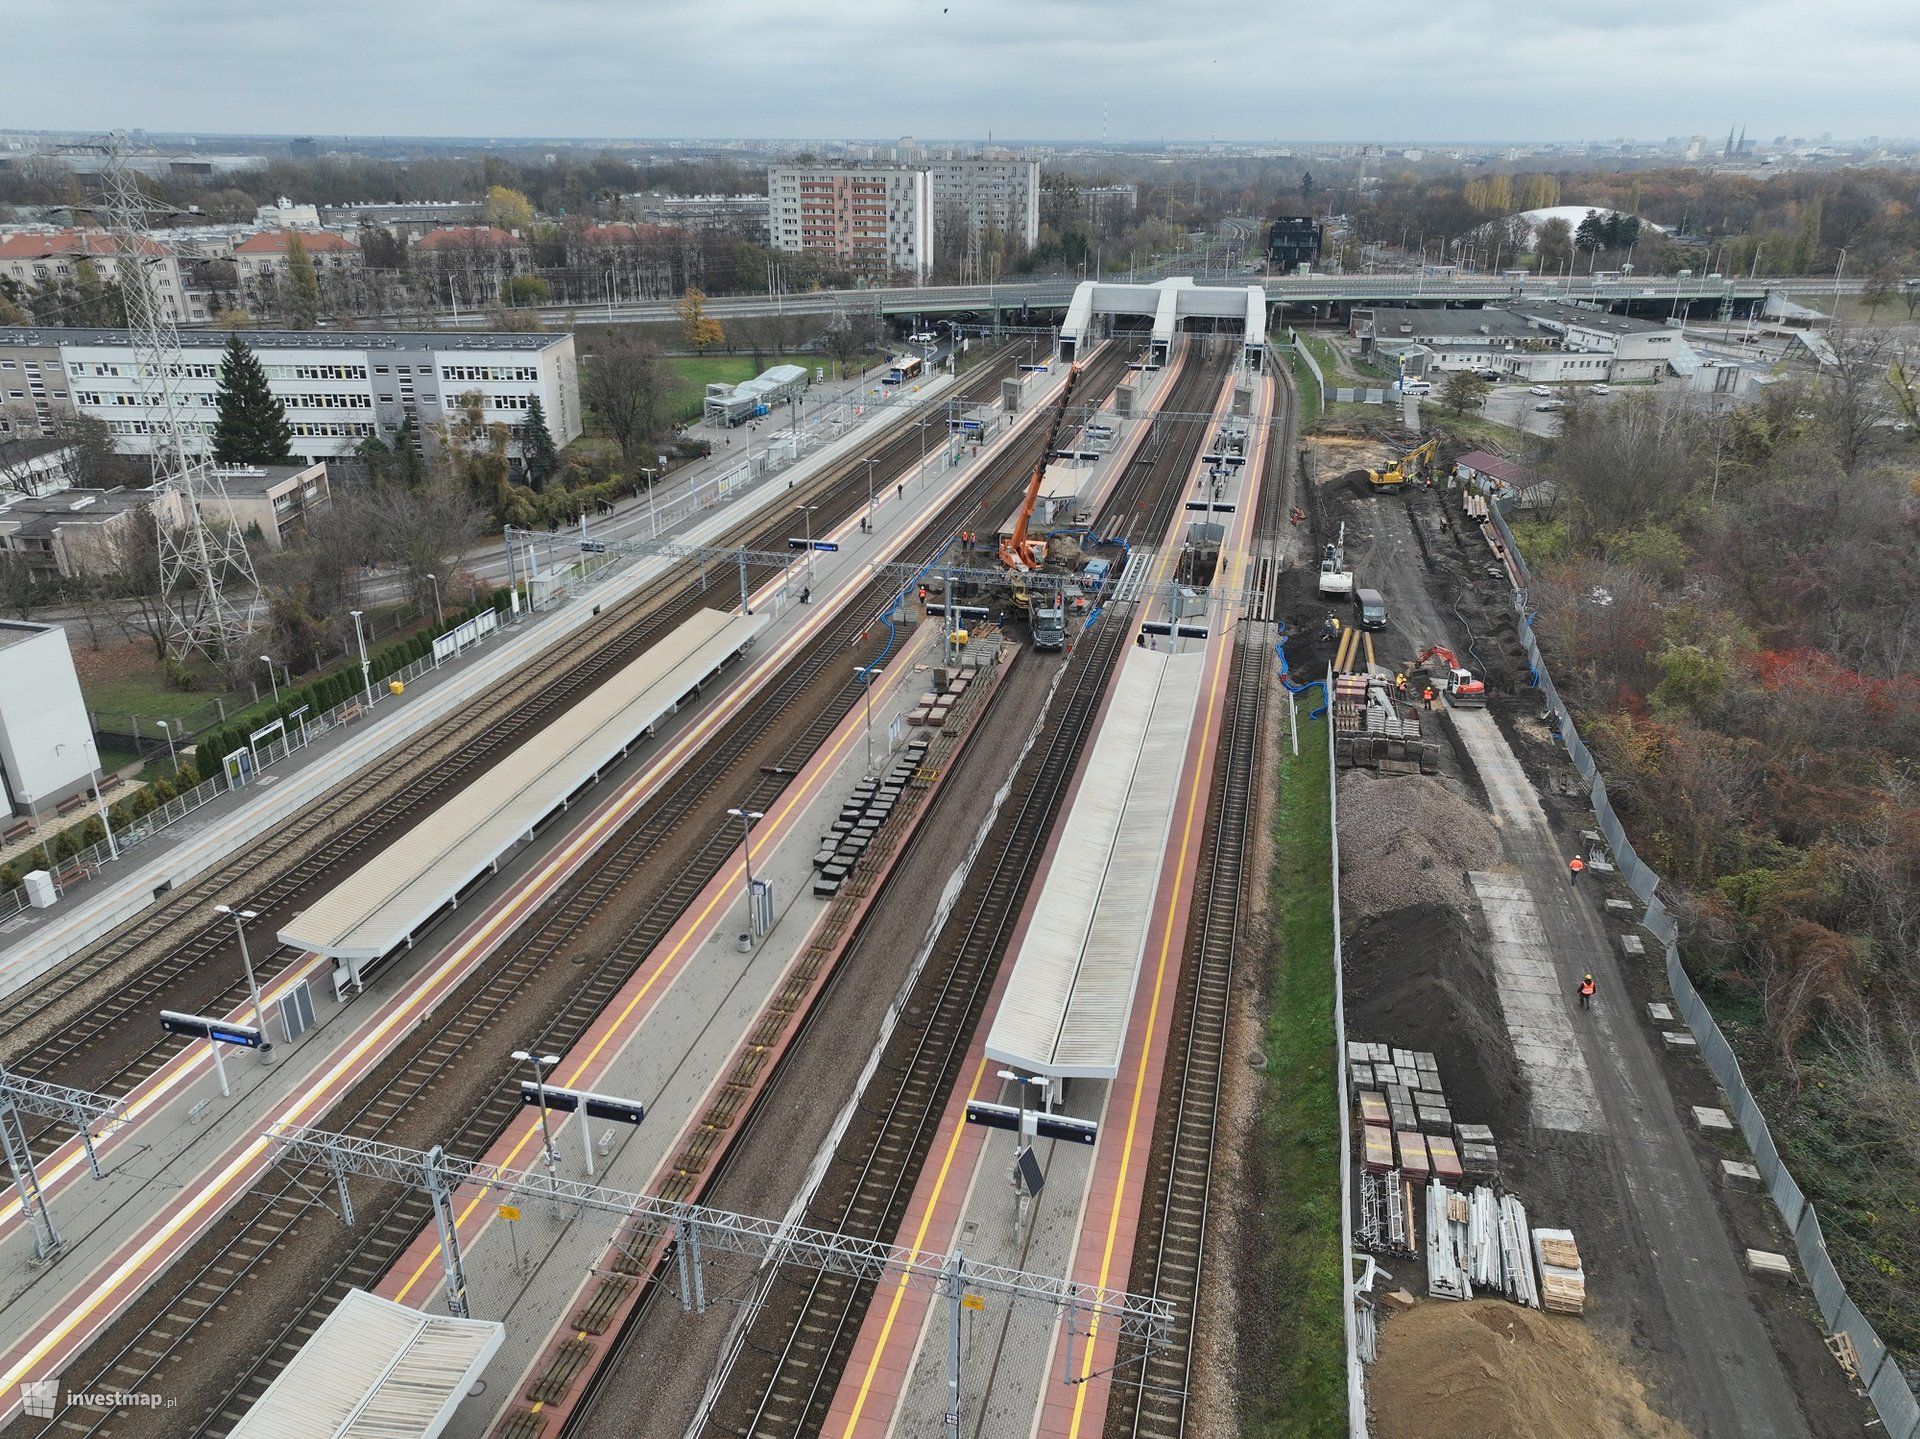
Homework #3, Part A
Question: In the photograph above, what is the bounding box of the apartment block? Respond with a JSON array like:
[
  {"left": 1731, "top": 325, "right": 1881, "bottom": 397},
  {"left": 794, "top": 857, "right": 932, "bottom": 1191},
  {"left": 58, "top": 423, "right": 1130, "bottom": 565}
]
[
  {"left": 923, "top": 157, "right": 1042, "bottom": 250},
  {"left": 0, "top": 229, "right": 195, "bottom": 322},
  {"left": 767, "top": 166, "right": 932, "bottom": 281}
]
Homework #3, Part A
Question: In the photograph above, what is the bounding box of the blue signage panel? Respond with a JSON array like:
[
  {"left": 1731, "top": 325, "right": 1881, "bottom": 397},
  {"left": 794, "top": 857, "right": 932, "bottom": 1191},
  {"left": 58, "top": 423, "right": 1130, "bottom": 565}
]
[
  {"left": 160, "top": 1009, "right": 264, "bottom": 1048},
  {"left": 520, "top": 1081, "right": 647, "bottom": 1127}
]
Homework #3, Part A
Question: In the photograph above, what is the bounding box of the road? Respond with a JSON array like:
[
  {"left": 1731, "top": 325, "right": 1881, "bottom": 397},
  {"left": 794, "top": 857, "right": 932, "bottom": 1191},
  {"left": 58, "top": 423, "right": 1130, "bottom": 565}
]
[{"left": 281, "top": 271, "right": 1829, "bottom": 333}]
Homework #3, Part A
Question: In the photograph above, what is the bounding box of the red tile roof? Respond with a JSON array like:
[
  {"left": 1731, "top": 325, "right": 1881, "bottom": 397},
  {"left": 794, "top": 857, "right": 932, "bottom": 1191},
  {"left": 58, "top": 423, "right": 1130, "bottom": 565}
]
[
  {"left": 0, "top": 228, "right": 169, "bottom": 260},
  {"left": 232, "top": 229, "right": 359, "bottom": 256},
  {"left": 1454, "top": 449, "right": 1543, "bottom": 489},
  {"left": 413, "top": 225, "right": 523, "bottom": 251},
  {"left": 578, "top": 222, "right": 682, "bottom": 245}
]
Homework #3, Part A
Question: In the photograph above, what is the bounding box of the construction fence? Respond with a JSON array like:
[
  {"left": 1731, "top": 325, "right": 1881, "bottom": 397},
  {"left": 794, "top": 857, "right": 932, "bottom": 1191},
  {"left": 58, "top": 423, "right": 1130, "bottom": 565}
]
[{"left": 1489, "top": 497, "right": 1920, "bottom": 1439}]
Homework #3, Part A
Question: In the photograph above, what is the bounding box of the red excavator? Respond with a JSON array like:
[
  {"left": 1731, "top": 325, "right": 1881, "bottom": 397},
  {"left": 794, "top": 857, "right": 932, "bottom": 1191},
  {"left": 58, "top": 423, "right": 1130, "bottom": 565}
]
[
  {"left": 999, "top": 363, "right": 1084, "bottom": 572},
  {"left": 1414, "top": 645, "right": 1487, "bottom": 706}
]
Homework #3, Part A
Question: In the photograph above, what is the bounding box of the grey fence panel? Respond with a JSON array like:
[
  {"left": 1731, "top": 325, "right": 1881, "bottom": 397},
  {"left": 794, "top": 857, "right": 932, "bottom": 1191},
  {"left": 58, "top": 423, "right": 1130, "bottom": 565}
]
[
  {"left": 1869, "top": 1364, "right": 1920, "bottom": 1439},
  {"left": 1490, "top": 494, "right": 1920, "bottom": 1433}
]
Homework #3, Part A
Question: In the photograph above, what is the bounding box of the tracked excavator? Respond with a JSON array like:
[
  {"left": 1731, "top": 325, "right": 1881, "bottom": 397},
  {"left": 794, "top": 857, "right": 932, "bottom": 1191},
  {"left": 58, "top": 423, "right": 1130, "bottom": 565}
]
[
  {"left": 1366, "top": 436, "right": 1439, "bottom": 493},
  {"left": 1414, "top": 644, "right": 1486, "bottom": 705}
]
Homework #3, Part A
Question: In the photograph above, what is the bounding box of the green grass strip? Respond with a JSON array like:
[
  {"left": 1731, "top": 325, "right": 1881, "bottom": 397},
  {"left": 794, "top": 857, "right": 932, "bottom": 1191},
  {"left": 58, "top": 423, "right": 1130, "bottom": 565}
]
[{"left": 1242, "top": 709, "right": 1347, "bottom": 1436}]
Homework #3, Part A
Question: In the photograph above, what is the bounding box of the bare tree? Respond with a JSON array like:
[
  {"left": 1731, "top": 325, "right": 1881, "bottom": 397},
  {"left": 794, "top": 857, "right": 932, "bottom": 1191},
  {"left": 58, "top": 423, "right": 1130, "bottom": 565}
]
[
  {"left": 581, "top": 333, "right": 666, "bottom": 467},
  {"left": 1816, "top": 328, "right": 1896, "bottom": 474},
  {"left": 370, "top": 477, "right": 483, "bottom": 618},
  {"left": 824, "top": 312, "right": 881, "bottom": 379}
]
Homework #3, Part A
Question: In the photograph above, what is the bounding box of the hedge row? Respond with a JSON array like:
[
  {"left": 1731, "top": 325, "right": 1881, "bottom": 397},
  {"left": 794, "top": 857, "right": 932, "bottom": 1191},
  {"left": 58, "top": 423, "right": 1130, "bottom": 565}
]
[
  {"left": 194, "top": 589, "right": 514, "bottom": 779},
  {"left": 0, "top": 761, "right": 203, "bottom": 895}
]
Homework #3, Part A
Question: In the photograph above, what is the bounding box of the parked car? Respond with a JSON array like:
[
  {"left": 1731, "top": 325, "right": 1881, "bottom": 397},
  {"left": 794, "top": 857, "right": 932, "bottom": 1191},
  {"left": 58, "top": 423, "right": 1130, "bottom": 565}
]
[
  {"left": 1477, "top": 369, "right": 1502, "bottom": 381},
  {"left": 1534, "top": 400, "right": 1567, "bottom": 412},
  {"left": 1528, "top": 385, "right": 1552, "bottom": 397},
  {"left": 1588, "top": 383, "right": 1611, "bottom": 395}
]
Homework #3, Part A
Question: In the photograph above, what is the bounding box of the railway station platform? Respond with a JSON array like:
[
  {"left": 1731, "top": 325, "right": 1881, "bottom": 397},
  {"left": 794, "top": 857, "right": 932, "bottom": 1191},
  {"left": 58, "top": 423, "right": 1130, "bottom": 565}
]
[
  {"left": 821, "top": 366, "right": 1277, "bottom": 1439},
  {"left": 0, "top": 354, "right": 1078, "bottom": 1429},
  {"left": 358, "top": 621, "right": 1011, "bottom": 1437},
  {"left": 985, "top": 646, "right": 1209, "bottom": 1080},
  {"left": 279, "top": 608, "right": 766, "bottom": 992},
  {"left": 0, "top": 359, "right": 972, "bottom": 1006}
]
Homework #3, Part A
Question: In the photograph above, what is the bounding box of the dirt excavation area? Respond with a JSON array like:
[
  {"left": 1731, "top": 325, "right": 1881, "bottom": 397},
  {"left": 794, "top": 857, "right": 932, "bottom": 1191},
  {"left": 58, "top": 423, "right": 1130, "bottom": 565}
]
[{"left": 1371, "top": 1301, "right": 1691, "bottom": 1439}]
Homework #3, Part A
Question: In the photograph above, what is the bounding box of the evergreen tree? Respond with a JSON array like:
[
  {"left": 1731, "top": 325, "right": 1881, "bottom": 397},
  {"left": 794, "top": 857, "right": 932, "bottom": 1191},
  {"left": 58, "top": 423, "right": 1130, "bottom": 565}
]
[
  {"left": 521, "top": 393, "right": 559, "bottom": 491},
  {"left": 393, "top": 408, "right": 426, "bottom": 486},
  {"left": 212, "top": 334, "right": 294, "bottom": 465}
]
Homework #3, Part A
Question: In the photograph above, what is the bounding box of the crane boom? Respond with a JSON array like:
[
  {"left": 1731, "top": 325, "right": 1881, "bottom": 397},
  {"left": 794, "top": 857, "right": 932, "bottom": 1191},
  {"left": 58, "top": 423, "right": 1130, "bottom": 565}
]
[{"left": 999, "top": 362, "right": 1083, "bottom": 572}]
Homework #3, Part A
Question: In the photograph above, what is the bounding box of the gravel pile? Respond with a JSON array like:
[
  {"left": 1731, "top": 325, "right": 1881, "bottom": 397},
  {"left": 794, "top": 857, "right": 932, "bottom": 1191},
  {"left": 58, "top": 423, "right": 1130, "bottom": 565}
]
[{"left": 1336, "top": 768, "right": 1502, "bottom": 923}]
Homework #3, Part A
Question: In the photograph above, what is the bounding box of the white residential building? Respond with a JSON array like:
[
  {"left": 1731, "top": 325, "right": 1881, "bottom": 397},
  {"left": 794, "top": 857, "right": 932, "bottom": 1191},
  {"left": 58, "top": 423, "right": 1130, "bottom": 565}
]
[
  {"left": 254, "top": 199, "right": 321, "bottom": 230},
  {"left": 767, "top": 165, "right": 933, "bottom": 281},
  {"left": 924, "top": 157, "right": 1043, "bottom": 251},
  {"left": 0, "top": 327, "right": 579, "bottom": 464}
]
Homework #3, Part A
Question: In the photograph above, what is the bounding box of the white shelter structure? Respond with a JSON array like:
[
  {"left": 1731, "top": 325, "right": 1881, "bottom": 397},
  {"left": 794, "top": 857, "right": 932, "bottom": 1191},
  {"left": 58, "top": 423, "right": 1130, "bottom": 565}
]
[
  {"left": 225, "top": 1288, "right": 503, "bottom": 1439},
  {"left": 1058, "top": 278, "right": 1267, "bottom": 371}
]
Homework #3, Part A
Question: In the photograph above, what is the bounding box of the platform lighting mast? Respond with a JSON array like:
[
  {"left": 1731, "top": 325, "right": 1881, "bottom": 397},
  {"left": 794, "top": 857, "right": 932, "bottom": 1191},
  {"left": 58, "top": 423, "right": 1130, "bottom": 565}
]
[{"left": 96, "top": 133, "right": 260, "bottom": 661}]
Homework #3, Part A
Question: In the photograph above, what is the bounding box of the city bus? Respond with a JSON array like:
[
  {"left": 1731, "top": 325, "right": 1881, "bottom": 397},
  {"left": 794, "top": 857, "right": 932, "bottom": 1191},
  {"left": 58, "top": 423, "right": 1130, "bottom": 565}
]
[{"left": 884, "top": 355, "right": 925, "bottom": 385}]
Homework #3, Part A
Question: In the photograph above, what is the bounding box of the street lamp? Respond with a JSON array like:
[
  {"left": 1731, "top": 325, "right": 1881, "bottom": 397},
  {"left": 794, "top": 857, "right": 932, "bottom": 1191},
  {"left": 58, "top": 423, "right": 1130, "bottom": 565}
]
[
  {"left": 426, "top": 572, "right": 444, "bottom": 629},
  {"left": 725, "top": 807, "right": 764, "bottom": 946},
  {"left": 349, "top": 608, "right": 373, "bottom": 707},
  {"left": 512, "top": 1050, "right": 564, "bottom": 1170},
  {"left": 156, "top": 718, "right": 179, "bottom": 777},
  {"left": 56, "top": 739, "right": 118, "bottom": 862},
  {"left": 260, "top": 655, "right": 280, "bottom": 706},
  {"left": 215, "top": 904, "right": 276, "bottom": 1063},
  {"left": 795, "top": 502, "right": 819, "bottom": 583},
  {"left": 855, "top": 662, "right": 879, "bottom": 772}
]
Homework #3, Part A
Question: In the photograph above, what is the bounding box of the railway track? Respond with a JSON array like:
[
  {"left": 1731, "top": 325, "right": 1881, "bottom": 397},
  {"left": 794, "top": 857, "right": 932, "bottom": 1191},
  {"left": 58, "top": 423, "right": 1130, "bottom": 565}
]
[
  {"left": 1106, "top": 367, "right": 1291, "bottom": 1439},
  {"left": 25, "top": 342, "right": 1141, "bottom": 1439},
  {"left": 691, "top": 342, "right": 1234, "bottom": 1439},
  {"left": 0, "top": 351, "right": 1026, "bottom": 1154}
]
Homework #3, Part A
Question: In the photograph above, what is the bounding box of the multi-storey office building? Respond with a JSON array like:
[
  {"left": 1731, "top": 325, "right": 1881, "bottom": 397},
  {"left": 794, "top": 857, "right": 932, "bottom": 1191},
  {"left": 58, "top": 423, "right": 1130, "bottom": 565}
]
[{"left": 0, "top": 327, "right": 579, "bottom": 463}]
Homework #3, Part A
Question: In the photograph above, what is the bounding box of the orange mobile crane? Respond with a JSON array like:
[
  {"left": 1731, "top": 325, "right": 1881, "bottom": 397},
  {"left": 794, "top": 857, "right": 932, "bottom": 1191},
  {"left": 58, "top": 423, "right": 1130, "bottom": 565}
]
[{"left": 999, "top": 362, "right": 1084, "bottom": 571}]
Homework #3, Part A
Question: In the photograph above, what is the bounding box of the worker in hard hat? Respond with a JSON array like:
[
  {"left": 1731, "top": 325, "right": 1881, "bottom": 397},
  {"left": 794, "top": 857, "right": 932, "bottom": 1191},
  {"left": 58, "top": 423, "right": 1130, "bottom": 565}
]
[
  {"left": 1578, "top": 974, "right": 1596, "bottom": 1009},
  {"left": 1569, "top": 855, "right": 1586, "bottom": 884}
]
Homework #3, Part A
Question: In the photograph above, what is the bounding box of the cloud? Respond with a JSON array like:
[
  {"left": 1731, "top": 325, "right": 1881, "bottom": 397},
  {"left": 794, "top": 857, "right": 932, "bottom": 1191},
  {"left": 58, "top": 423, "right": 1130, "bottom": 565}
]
[{"left": 7, "top": 0, "right": 1918, "bottom": 141}]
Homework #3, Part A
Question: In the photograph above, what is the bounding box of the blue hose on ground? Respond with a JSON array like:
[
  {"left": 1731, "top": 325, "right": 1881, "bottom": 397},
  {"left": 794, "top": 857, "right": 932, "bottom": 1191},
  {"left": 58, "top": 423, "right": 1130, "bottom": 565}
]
[{"left": 1273, "top": 627, "right": 1329, "bottom": 720}]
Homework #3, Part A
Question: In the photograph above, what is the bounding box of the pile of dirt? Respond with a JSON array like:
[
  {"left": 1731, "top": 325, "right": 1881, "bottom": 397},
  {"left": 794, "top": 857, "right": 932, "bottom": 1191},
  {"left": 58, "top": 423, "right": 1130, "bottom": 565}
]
[
  {"left": 1336, "top": 769, "right": 1501, "bottom": 923},
  {"left": 1370, "top": 1300, "right": 1690, "bottom": 1439},
  {"left": 1344, "top": 901, "right": 1523, "bottom": 1138}
]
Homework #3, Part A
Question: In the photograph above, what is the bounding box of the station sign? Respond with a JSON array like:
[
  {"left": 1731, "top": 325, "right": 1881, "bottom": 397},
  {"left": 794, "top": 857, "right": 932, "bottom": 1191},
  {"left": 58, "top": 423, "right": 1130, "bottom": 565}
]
[
  {"left": 160, "top": 1010, "right": 265, "bottom": 1049},
  {"left": 964, "top": 1099, "right": 1099, "bottom": 1146},
  {"left": 519, "top": 1081, "right": 647, "bottom": 1127},
  {"left": 787, "top": 538, "right": 840, "bottom": 553}
]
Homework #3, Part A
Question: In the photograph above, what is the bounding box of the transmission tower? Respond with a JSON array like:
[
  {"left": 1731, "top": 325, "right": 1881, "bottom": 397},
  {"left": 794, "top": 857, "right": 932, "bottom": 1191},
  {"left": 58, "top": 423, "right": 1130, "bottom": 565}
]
[{"left": 97, "top": 134, "right": 260, "bottom": 660}]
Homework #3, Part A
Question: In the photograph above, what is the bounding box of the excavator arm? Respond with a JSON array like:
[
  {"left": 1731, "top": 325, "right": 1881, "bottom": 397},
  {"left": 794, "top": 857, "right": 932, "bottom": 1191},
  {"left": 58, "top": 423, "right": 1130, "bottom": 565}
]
[{"left": 1000, "top": 362, "right": 1083, "bottom": 571}]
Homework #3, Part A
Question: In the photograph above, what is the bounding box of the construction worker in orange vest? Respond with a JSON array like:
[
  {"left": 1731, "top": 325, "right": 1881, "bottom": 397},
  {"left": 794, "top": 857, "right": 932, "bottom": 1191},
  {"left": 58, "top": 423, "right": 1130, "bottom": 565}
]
[
  {"left": 1578, "top": 973, "right": 1596, "bottom": 1009},
  {"left": 1569, "top": 854, "right": 1586, "bottom": 884},
  {"left": 1422, "top": 684, "right": 1436, "bottom": 710}
]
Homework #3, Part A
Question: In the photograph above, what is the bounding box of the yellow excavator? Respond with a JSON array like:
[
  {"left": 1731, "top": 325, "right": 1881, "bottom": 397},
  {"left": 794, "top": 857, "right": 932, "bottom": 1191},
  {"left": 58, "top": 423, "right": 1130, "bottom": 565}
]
[
  {"left": 1366, "top": 436, "right": 1439, "bottom": 493},
  {"left": 999, "top": 362, "right": 1084, "bottom": 572}
]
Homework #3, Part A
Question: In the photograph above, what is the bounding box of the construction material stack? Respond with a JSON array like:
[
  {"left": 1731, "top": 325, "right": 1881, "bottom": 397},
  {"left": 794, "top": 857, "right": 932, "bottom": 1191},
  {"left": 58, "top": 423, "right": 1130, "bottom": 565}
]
[
  {"left": 1533, "top": 1228, "right": 1587, "bottom": 1315},
  {"left": 1330, "top": 668, "right": 1440, "bottom": 774}
]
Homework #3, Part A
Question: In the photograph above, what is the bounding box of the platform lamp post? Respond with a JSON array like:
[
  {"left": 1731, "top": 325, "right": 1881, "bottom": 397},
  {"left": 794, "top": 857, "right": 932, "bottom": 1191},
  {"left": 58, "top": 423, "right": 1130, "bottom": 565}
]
[
  {"left": 215, "top": 905, "right": 276, "bottom": 1064},
  {"left": 55, "top": 739, "right": 118, "bottom": 863},
  {"left": 795, "top": 503, "right": 819, "bottom": 583},
  {"left": 725, "top": 807, "right": 764, "bottom": 948},
  {"left": 426, "top": 572, "right": 444, "bottom": 630},
  {"left": 260, "top": 655, "right": 280, "bottom": 706},
  {"left": 156, "top": 719, "right": 179, "bottom": 778},
  {"left": 863, "top": 457, "right": 877, "bottom": 530},
  {"left": 854, "top": 662, "right": 879, "bottom": 772},
  {"left": 350, "top": 608, "right": 373, "bottom": 708},
  {"left": 512, "top": 1049, "right": 563, "bottom": 1174}
]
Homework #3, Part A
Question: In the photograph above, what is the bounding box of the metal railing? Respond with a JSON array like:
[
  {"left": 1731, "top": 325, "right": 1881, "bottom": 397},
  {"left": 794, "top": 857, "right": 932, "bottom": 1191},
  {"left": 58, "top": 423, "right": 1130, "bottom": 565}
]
[
  {"left": 1489, "top": 494, "right": 1920, "bottom": 1439},
  {"left": 1325, "top": 671, "right": 1368, "bottom": 1436}
]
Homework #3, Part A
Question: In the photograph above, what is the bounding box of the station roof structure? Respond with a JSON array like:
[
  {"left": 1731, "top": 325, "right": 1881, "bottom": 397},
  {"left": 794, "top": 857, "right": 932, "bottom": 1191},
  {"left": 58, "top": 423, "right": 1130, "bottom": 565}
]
[
  {"left": 985, "top": 647, "right": 1209, "bottom": 1080},
  {"left": 225, "top": 1288, "right": 502, "bottom": 1439},
  {"left": 1058, "top": 277, "right": 1267, "bottom": 368},
  {"left": 280, "top": 608, "right": 765, "bottom": 972}
]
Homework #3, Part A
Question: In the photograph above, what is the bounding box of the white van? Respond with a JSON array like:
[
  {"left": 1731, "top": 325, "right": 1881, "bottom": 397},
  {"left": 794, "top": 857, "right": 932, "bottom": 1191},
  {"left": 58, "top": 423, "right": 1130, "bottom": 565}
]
[{"left": 1399, "top": 379, "right": 1433, "bottom": 397}]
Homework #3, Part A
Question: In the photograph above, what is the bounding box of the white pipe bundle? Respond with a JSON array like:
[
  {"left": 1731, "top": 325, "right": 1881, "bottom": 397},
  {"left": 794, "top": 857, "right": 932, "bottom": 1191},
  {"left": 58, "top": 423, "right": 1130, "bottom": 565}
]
[
  {"left": 1500, "top": 1194, "right": 1540, "bottom": 1308},
  {"left": 1426, "top": 1183, "right": 1472, "bottom": 1300},
  {"left": 1468, "top": 1185, "right": 1504, "bottom": 1289}
]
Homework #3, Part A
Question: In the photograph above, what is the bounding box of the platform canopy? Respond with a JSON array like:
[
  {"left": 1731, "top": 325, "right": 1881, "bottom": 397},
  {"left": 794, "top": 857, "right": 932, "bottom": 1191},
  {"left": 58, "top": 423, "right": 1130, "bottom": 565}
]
[
  {"left": 1058, "top": 277, "right": 1267, "bottom": 369},
  {"left": 280, "top": 608, "right": 764, "bottom": 976},
  {"left": 986, "top": 647, "right": 1209, "bottom": 1080},
  {"left": 226, "top": 1288, "right": 503, "bottom": 1439}
]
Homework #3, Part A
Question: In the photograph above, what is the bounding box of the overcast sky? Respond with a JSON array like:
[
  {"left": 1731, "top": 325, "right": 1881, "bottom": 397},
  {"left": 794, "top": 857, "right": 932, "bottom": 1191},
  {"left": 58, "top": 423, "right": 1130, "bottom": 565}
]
[{"left": 10, "top": 0, "right": 1919, "bottom": 144}]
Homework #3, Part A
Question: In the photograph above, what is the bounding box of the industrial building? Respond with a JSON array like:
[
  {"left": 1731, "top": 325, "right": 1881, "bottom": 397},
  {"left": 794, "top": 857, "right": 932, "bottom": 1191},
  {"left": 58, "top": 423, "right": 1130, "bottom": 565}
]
[
  {"left": 0, "top": 621, "right": 98, "bottom": 819},
  {"left": 0, "top": 326, "right": 580, "bottom": 463},
  {"left": 1355, "top": 301, "right": 1697, "bottom": 383}
]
